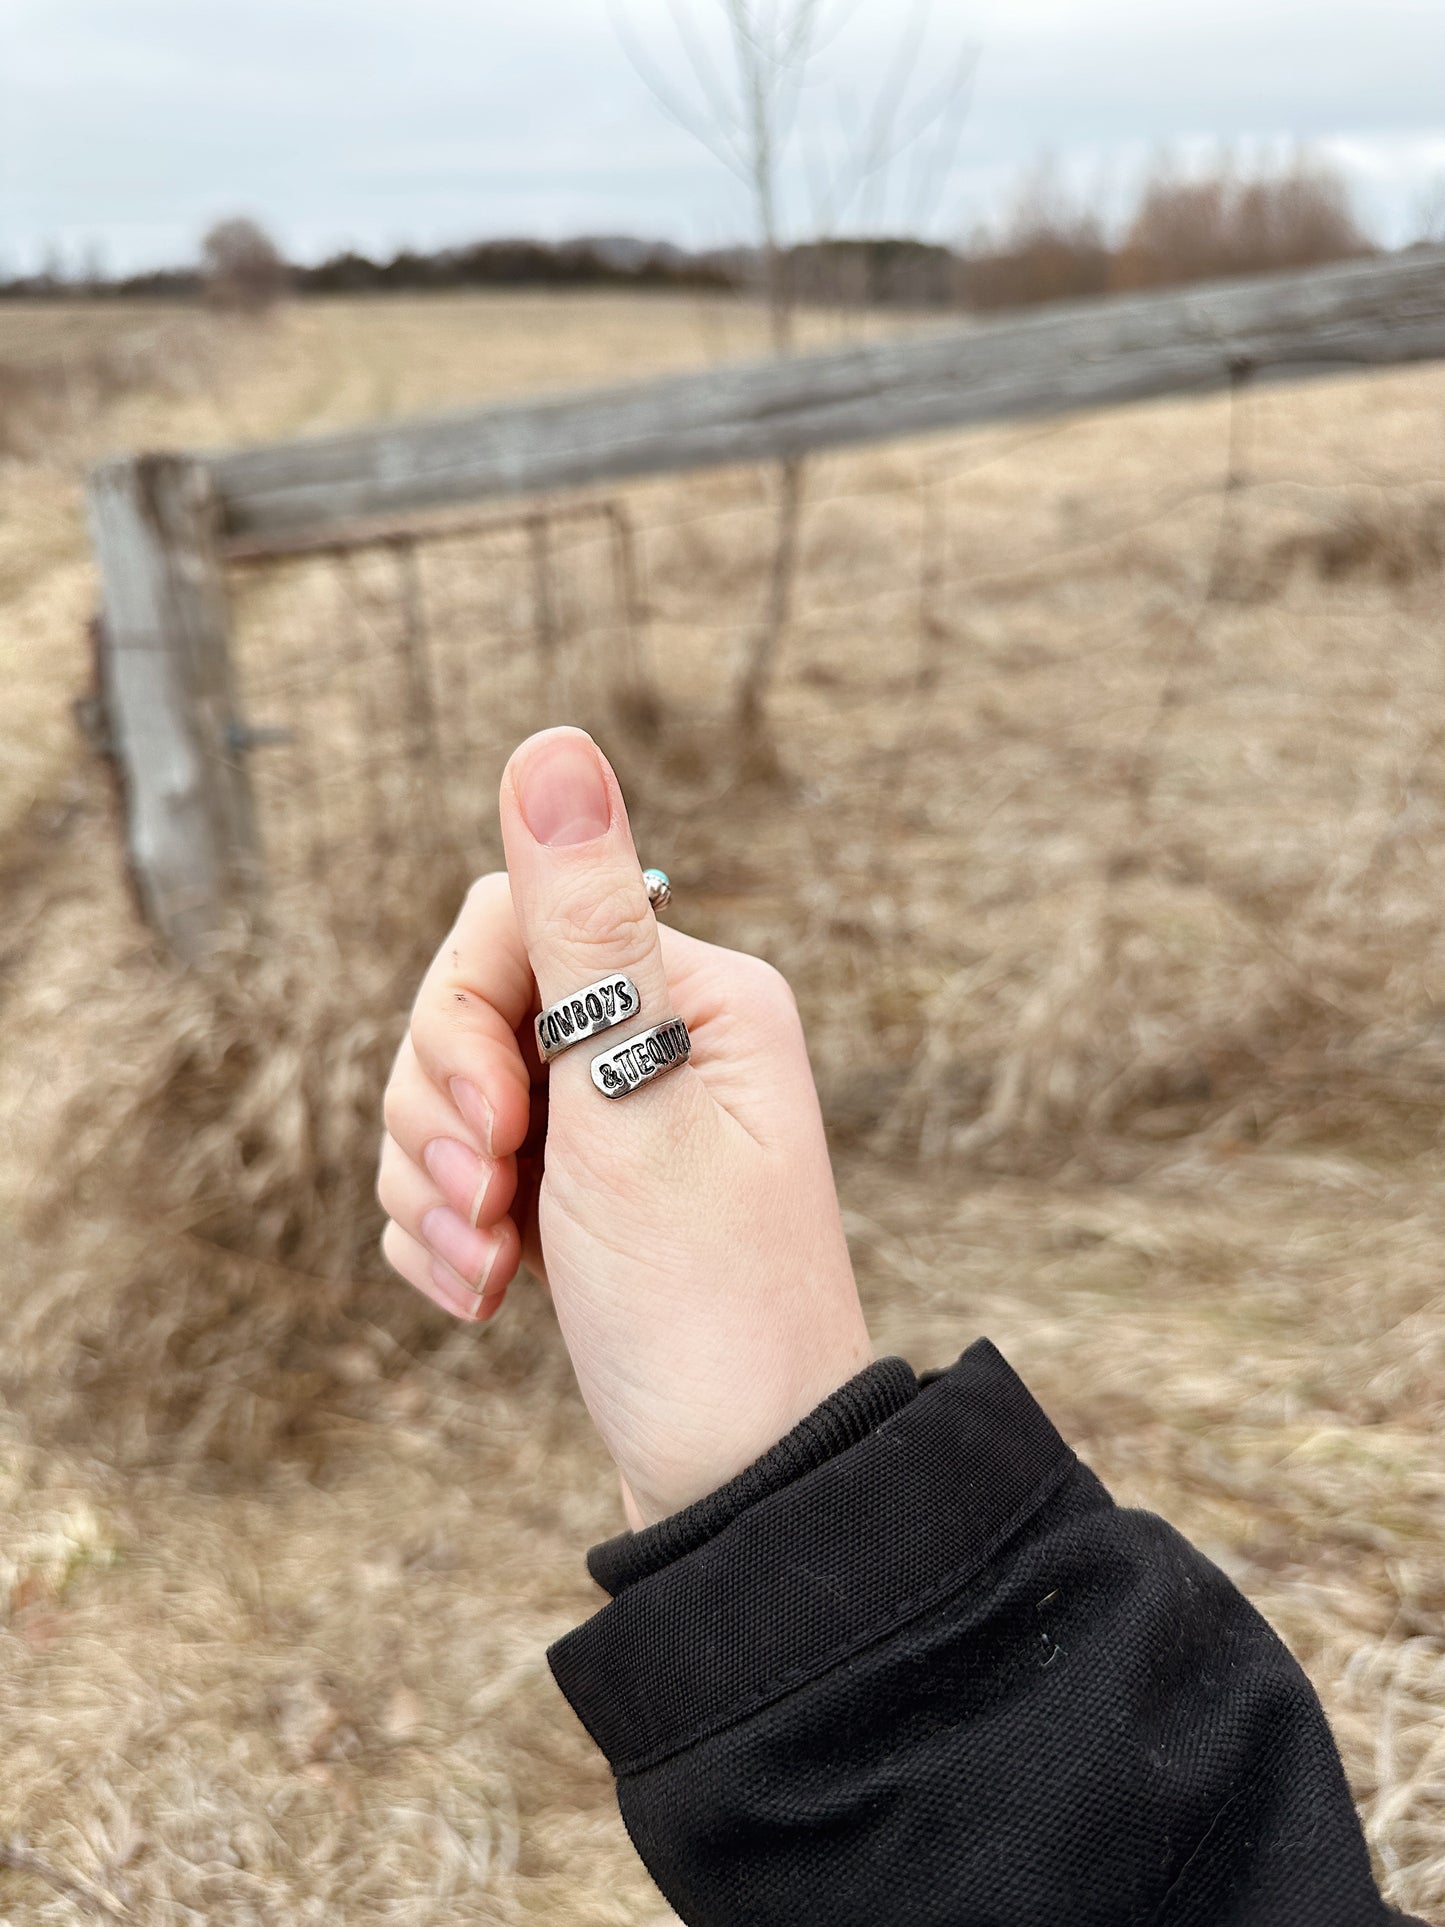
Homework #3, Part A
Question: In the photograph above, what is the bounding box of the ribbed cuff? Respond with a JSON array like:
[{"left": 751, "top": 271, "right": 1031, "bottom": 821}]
[
  {"left": 549, "top": 1339, "right": 1077, "bottom": 1777},
  {"left": 588, "top": 1355, "right": 920, "bottom": 1596}
]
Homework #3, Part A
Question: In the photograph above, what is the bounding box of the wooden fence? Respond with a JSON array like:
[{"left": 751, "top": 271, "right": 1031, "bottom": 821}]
[{"left": 87, "top": 248, "right": 1445, "bottom": 958}]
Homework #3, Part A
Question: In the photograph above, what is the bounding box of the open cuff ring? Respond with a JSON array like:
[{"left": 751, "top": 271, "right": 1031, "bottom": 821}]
[
  {"left": 591, "top": 1017, "right": 691, "bottom": 1099},
  {"left": 535, "top": 974, "right": 641, "bottom": 1061}
]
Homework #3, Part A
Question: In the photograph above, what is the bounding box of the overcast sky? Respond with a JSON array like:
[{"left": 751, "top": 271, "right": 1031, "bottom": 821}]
[{"left": 2, "top": 0, "right": 1443, "bottom": 274}]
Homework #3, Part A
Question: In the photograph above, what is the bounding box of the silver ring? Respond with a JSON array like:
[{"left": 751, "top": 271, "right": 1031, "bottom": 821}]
[
  {"left": 591, "top": 1017, "right": 691, "bottom": 1099},
  {"left": 535, "top": 974, "right": 640, "bottom": 1062},
  {"left": 643, "top": 869, "right": 672, "bottom": 912}
]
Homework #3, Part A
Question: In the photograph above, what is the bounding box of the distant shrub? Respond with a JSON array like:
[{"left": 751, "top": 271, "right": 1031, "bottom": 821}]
[
  {"left": 1113, "top": 158, "right": 1374, "bottom": 291},
  {"left": 955, "top": 154, "right": 1374, "bottom": 313},
  {"left": 962, "top": 168, "right": 1113, "bottom": 311},
  {"left": 201, "top": 217, "right": 289, "bottom": 314}
]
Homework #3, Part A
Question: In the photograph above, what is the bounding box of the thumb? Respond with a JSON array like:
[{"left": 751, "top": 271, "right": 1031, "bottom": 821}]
[{"left": 499, "top": 728, "right": 683, "bottom": 1101}]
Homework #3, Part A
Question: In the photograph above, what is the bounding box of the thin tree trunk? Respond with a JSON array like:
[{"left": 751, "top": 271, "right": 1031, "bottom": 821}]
[
  {"left": 736, "top": 455, "right": 804, "bottom": 761},
  {"left": 733, "top": 232, "right": 804, "bottom": 760}
]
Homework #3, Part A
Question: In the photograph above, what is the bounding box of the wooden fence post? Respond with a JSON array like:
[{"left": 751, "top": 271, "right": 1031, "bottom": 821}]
[{"left": 87, "top": 453, "right": 261, "bottom": 961}]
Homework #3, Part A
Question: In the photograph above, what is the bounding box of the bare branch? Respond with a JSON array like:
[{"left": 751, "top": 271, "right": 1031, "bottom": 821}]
[
  {"left": 901, "top": 47, "right": 977, "bottom": 231},
  {"left": 664, "top": 0, "right": 745, "bottom": 138},
  {"left": 857, "top": 0, "right": 933, "bottom": 183},
  {"left": 609, "top": 0, "right": 978, "bottom": 729},
  {"left": 609, "top": 0, "right": 752, "bottom": 182},
  {"left": 809, "top": 0, "right": 871, "bottom": 61}
]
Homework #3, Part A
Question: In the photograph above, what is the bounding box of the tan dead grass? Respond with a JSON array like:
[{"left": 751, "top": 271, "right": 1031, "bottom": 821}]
[{"left": 0, "top": 295, "right": 1442, "bottom": 1922}]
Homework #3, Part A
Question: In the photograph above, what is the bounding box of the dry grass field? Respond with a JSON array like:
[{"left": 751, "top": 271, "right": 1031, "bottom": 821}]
[{"left": 2, "top": 291, "right": 1443, "bottom": 1923}]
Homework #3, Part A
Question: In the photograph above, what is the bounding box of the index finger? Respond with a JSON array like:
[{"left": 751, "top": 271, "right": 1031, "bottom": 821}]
[{"left": 406, "top": 871, "right": 537, "bottom": 1159}]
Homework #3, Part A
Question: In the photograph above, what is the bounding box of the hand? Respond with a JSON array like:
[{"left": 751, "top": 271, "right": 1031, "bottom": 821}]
[{"left": 377, "top": 728, "right": 872, "bottom": 1526}]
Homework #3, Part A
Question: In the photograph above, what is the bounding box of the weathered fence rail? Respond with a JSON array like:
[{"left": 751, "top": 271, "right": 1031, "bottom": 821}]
[
  {"left": 208, "top": 250, "right": 1445, "bottom": 544},
  {"left": 88, "top": 248, "right": 1445, "bottom": 956}
]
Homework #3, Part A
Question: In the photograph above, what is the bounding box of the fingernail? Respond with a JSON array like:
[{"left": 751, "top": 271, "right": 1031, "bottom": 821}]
[
  {"left": 448, "top": 1078, "right": 495, "bottom": 1157},
  {"left": 426, "top": 1258, "right": 485, "bottom": 1322},
  {"left": 423, "top": 1137, "right": 493, "bottom": 1227},
  {"left": 516, "top": 731, "right": 611, "bottom": 848},
  {"left": 420, "top": 1206, "right": 498, "bottom": 1294}
]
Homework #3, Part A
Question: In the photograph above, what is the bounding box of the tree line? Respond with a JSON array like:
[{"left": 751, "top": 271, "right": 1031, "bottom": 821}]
[{"left": 0, "top": 160, "right": 1389, "bottom": 316}]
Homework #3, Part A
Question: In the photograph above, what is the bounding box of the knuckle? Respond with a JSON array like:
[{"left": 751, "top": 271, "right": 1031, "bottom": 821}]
[
  {"left": 746, "top": 954, "right": 799, "bottom": 1016},
  {"left": 381, "top": 1223, "right": 419, "bottom": 1292},
  {"left": 375, "top": 1151, "right": 400, "bottom": 1220},
  {"left": 413, "top": 981, "right": 490, "bottom": 1057},
  {"left": 464, "top": 870, "right": 506, "bottom": 913},
  {"left": 381, "top": 1078, "right": 407, "bottom": 1142},
  {"left": 546, "top": 878, "right": 654, "bottom": 962},
  {"left": 440, "top": 987, "right": 490, "bottom": 1039},
  {"left": 406, "top": 1001, "right": 449, "bottom": 1073}
]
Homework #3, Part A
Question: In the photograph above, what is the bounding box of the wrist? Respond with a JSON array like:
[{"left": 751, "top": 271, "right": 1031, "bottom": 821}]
[
  {"left": 622, "top": 1318, "right": 876, "bottom": 1529},
  {"left": 596, "top": 1353, "right": 918, "bottom": 1592}
]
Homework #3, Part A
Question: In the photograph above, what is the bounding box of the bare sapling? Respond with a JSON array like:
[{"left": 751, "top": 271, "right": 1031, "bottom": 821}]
[{"left": 613, "top": 0, "right": 972, "bottom": 761}]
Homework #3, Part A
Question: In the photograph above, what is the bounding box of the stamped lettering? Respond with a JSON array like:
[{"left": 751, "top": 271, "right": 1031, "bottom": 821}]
[
  {"left": 590, "top": 1018, "right": 691, "bottom": 1099},
  {"left": 535, "top": 974, "right": 643, "bottom": 1061}
]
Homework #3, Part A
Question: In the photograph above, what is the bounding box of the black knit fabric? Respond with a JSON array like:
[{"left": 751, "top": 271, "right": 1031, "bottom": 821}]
[
  {"left": 588, "top": 1354, "right": 919, "bottom": 1595},
  {"left": 548, "top": 1340, "right": 1422, "bottom": 1927}
]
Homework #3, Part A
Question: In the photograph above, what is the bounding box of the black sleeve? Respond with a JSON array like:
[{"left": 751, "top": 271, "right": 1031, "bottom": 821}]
[{"left": 548, "top": 1340, "right": 1421, "bottom": 1927}]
